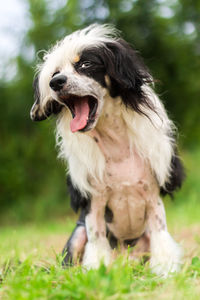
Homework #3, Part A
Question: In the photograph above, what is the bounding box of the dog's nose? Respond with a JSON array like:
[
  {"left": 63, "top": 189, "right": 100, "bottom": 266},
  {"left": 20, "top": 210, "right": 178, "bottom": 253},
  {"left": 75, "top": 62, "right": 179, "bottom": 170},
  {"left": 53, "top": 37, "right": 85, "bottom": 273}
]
[{"left": 49, "top": 75, "right": 67, "bottom": 91}]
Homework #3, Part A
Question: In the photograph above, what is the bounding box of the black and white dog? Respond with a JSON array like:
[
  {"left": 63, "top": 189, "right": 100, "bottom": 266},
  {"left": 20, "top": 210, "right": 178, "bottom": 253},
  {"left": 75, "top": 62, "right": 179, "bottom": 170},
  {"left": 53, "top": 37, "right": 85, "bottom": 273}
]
[{"left": 30, "top": 24, "right": 184, "bottom": 277}]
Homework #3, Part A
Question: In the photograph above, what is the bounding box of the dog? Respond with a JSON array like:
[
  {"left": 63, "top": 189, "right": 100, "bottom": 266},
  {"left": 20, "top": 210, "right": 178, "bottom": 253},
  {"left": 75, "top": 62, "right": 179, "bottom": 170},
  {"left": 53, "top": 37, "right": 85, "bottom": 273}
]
[{"left": 30, "top": 24, "right": 185, "bottom": 277}]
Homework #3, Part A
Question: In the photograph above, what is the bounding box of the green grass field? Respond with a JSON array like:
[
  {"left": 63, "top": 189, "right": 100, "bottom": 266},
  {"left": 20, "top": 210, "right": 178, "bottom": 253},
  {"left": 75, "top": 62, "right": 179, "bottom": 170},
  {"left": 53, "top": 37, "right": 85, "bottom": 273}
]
[{"left": 0, "top": 149, "right": 200, "bottom": 299}]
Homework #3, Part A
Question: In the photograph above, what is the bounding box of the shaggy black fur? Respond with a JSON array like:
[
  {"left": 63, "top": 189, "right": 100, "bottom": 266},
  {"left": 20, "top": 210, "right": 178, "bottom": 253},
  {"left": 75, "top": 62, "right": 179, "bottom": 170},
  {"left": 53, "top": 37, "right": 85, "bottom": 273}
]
[
  {"left": 66, "top": 176, "right": 91, "bottom": 213},
  {"left": 76, "top": 39, "right": 154, "bottom": 116},
  {"left": 33, "top": 75, "right": 40, "bottom": 104},
  {"left": 160, "top": 154, "right": 185, "bottom": 197}
]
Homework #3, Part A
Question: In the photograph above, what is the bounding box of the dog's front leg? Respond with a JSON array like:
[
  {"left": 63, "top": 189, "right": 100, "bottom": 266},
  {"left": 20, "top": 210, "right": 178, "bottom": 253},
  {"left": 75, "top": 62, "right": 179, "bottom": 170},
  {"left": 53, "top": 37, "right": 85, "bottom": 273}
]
[
  {"left": 147, "top": 197, "right": 182, "bottom": 277},
  {"left": 82, "top": 196, "right": 112, "bottom": 269}
]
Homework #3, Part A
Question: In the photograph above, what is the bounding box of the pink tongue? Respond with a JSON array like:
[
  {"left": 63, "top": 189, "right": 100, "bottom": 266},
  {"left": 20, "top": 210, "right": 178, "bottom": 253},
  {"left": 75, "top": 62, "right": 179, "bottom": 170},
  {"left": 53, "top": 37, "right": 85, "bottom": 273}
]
[{"left": 70, "top": 97, "right": 90, "bottom": 133}]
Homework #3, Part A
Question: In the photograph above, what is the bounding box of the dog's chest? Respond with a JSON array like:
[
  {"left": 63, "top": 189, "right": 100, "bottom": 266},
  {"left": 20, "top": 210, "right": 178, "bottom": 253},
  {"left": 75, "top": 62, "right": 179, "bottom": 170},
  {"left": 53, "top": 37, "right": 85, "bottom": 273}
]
[
  {"left": 105, "top": 149, "right": 146, "bottom": 187},
  {"left": 90, "top": 122, "right": 152, "bottom": 191}
]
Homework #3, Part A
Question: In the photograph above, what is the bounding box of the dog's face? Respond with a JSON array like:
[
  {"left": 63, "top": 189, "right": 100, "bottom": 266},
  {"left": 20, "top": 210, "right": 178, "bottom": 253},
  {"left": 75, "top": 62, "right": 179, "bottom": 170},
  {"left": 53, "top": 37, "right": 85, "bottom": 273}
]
[{"left": 30, "top": 24, "right": 152, "bottom": 132}]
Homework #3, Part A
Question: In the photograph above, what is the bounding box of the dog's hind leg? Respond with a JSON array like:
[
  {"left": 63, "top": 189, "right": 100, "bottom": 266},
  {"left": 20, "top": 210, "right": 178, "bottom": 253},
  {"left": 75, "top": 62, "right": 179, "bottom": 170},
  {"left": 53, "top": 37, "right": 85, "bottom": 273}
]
[
  {"left": 62, "top": 210, "right": 87, "bottom": 266},
  {"left": 62, "top": 175, "right": 90, "bottom": 266}
]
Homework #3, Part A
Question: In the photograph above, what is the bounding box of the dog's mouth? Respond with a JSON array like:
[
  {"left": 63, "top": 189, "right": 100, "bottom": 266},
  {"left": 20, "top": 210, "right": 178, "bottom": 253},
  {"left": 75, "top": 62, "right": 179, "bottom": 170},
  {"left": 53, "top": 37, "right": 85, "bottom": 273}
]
[{"left": 59, "top": 94, "right": 98, "bottom": 133}]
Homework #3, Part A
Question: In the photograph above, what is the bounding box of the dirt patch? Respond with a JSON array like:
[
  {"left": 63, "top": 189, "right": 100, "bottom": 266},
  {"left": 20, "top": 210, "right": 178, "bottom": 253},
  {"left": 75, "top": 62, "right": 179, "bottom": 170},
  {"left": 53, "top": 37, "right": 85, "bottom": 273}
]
[
  {"left": 41, "top": 234, "right": 67, "bottom": 255},
  {"left": 175, "top": 224, "right": 200, "bottom": 261}
]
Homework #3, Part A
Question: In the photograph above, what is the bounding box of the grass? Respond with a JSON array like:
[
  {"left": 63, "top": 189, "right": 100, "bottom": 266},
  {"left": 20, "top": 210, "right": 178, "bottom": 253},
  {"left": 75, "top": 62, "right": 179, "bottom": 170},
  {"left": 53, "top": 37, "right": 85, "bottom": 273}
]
[
  {"left": 0, "top": 223, "right": 199, "bottom": 300},
  {"left": 0, "top": 149, "right": 200, "bottom": 299}
]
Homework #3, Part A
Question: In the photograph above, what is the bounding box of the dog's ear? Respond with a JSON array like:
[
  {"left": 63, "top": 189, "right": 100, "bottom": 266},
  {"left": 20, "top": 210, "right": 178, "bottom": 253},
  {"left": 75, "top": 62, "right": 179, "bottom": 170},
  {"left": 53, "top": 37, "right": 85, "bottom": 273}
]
[
  {"left": 103, "top": 40, "right": 153, "bottom": 112},
  {"left": 30, "top": 75, "right": 63, "bottom": 121}
]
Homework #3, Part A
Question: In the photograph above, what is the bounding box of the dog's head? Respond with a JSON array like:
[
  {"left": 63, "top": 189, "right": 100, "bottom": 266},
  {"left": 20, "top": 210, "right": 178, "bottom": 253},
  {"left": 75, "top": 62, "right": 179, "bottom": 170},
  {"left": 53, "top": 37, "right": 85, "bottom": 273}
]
[{"left": 30, "top": 24, "right": 152, "bottom": 132}]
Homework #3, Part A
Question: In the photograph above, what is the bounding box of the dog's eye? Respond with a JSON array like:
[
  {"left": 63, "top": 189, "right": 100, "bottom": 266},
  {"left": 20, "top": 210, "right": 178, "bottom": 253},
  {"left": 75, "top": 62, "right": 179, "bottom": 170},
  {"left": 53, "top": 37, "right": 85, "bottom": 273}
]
[
  {"left": 80, "top": 62, "right": 92, "bottom": 69},
  {"left": 52, "top": 71, "right": 60, "bottom": 77}
]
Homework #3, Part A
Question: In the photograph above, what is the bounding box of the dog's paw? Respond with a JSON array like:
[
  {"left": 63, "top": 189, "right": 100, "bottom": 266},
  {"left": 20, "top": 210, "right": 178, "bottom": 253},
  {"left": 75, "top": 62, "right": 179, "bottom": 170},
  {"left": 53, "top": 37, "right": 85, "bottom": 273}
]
[
  {"left": 150, "top": 231, "right": 183, "bottom": 277},
  {"left": 82, "top": 240, "right": 112, "bottom": 269}
]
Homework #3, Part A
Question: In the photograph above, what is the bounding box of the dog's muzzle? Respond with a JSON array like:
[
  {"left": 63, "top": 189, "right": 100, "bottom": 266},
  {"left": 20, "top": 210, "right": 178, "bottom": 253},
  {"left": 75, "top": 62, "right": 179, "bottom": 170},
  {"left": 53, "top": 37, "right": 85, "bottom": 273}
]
[{"left": 48, "top": 75, "right": 98, "bottom": 133}]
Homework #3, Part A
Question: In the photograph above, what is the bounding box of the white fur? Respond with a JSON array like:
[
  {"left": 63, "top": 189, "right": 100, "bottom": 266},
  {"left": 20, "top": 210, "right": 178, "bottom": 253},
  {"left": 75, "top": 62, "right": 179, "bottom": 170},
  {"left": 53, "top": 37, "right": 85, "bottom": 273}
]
[
  {"left": 150, "top": 230, "right": 183, "bottom": 277},
  {"left": 130, "top": 85, "right": 175, "bottom": 187},
  {"left": 82, "top": 239, "right": 112, "bottom": 269},
  {"left": 56, "top": 110, "right": 106, "bottom": 196}
]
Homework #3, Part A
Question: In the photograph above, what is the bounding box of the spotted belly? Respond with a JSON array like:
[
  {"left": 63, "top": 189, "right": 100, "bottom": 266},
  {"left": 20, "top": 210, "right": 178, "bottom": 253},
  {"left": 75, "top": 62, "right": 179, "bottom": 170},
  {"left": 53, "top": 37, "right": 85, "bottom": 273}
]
[{"left": 105, "top": 188, "right": 147, "bottom": 242}]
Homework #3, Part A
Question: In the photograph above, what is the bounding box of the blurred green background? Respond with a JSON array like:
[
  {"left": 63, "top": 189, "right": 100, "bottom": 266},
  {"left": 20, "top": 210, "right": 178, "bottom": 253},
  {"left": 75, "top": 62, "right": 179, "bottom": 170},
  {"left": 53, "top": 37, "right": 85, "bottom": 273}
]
[{"left": 0, "top": 0, "right": 200, "bottom": 224}]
